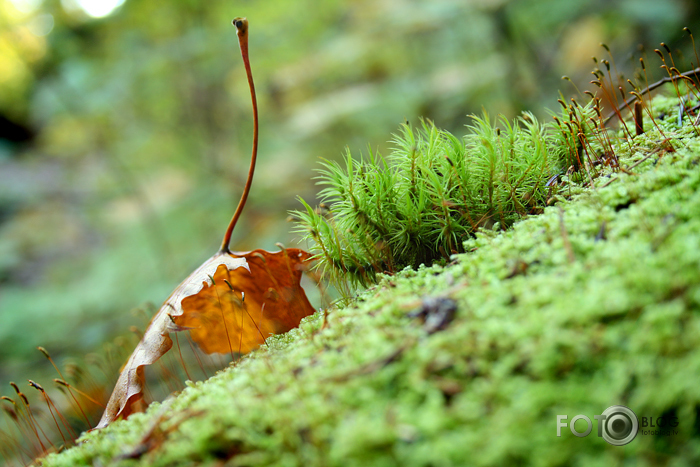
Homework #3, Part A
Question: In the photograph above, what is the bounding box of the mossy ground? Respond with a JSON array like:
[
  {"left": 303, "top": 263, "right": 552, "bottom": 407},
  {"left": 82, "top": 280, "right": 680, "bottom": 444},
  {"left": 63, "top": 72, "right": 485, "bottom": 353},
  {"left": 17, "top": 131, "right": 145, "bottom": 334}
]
[{"left": 41, "top": 99, "right": 700, "bottom": 466}]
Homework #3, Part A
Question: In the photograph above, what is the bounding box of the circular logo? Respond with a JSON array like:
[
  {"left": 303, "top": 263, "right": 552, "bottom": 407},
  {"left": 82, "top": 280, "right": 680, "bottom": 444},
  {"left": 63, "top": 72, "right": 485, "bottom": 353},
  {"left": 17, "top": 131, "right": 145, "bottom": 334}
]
[{"left": 601, "top": 405, "right": 638, "bottom": 446}]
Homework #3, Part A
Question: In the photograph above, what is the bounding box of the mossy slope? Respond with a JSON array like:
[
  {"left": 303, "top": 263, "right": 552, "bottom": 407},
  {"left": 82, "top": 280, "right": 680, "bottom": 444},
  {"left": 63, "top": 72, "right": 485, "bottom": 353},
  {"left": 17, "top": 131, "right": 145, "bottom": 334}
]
[{"left": 42, "top": 111, "right": 700, "bottom": 466}]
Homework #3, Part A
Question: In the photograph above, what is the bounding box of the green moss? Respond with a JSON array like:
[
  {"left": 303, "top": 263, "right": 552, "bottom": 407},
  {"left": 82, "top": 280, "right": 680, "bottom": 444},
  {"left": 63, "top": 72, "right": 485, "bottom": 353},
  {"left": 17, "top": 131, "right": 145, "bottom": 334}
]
[
  {"left": 293, "top": 107, "right": 592, "bottom": 290},
  {"left": 40, "top": 97, "right": 700, "bottom": 466}
]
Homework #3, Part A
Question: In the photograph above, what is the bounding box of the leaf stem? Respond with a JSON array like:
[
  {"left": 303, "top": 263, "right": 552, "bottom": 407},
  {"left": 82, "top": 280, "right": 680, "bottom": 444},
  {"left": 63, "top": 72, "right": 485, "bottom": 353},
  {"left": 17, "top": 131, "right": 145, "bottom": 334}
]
[{"left": 221, "top": 17, "right": 259, "bottom": 253}]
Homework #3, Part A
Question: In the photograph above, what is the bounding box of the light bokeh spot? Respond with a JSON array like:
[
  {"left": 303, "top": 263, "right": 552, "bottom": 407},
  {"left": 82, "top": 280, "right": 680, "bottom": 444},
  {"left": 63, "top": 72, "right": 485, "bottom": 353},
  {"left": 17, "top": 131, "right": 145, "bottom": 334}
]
[
  {"left": 62, "top": 0, "right": 126, "bottom": 18},
  {"left": 27, "top": 13, "right": 54, "bottom": 36}
]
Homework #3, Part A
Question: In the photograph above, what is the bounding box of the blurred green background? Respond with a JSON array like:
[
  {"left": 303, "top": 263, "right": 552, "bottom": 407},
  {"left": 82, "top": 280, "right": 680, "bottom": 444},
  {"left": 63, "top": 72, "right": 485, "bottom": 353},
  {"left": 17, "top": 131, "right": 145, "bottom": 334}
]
[{"left": 1, "top": 0, "right": 699, "bottom": 399}]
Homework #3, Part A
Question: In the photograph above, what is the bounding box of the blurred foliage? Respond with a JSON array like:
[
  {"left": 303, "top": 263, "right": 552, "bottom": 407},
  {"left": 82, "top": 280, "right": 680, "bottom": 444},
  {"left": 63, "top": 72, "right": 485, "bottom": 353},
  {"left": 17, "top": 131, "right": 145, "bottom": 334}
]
[{"left": 0, "top": 0, "right": 699, "bottom": 399}]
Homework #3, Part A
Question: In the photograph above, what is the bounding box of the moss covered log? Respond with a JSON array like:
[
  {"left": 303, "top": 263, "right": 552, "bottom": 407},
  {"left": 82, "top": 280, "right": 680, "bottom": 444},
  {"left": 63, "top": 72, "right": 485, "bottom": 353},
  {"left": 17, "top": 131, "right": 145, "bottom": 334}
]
[{"left": 41, "top": 97, "right": 700, "bottom": 466}]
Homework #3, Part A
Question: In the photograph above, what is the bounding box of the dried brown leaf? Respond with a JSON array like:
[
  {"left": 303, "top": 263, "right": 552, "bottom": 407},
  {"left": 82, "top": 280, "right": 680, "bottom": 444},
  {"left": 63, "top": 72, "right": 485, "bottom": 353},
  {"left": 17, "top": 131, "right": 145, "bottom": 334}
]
[{"left": 95, "top": 249, "right": 314, "bottom": 429}]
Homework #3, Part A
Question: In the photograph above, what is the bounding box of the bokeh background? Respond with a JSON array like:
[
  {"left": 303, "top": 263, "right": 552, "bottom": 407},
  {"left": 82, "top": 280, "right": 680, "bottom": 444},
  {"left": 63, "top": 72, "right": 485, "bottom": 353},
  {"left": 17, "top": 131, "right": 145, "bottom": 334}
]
[{"left": 1, "top": 0, "right": 700, "bottom": 435}]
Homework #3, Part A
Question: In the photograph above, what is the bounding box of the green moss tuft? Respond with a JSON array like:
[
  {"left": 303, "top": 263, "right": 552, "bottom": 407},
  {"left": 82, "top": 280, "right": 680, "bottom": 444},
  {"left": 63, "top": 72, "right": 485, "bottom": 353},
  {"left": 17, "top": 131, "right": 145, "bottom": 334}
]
[{"left": 293, "top": 101, "right": 603, "bottom": 291}]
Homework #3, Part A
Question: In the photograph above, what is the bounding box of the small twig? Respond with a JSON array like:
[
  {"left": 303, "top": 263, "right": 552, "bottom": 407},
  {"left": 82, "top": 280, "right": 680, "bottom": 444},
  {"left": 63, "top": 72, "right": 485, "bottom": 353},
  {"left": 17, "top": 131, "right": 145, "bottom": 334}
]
[
  {"left": 634, "top": 100, "right": 644, "bottom": 135},
  {"left": 604, "top": 66, "right": 700, "bottom": 126}
]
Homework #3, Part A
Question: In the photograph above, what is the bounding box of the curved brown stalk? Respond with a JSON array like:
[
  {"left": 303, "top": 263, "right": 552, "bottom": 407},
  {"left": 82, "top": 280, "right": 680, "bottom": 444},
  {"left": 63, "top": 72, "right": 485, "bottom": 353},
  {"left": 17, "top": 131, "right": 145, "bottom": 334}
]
[{"left": 221, "top": 17, "right": 259, "bottom": 253}]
